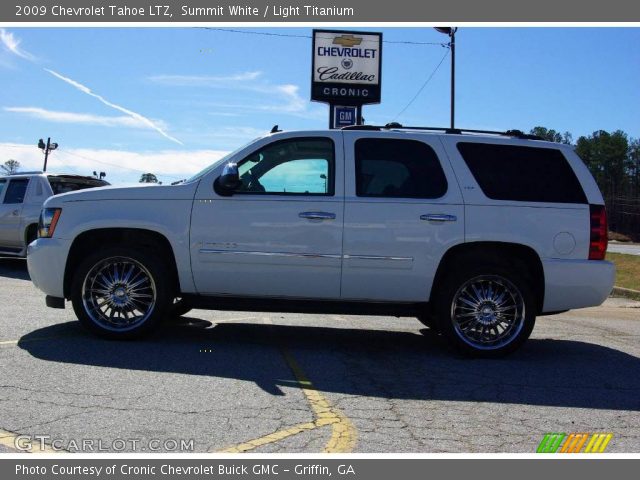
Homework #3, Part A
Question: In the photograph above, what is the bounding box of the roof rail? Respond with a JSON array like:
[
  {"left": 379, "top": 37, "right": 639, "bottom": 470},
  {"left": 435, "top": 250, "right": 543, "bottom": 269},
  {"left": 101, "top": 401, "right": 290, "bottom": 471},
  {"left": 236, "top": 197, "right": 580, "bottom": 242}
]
[
  {"left": 5, "top": 170, "right": 44, "bottom": 175},
  {"left": 342, "top": 123, "right": 543, "bottom": 140}
]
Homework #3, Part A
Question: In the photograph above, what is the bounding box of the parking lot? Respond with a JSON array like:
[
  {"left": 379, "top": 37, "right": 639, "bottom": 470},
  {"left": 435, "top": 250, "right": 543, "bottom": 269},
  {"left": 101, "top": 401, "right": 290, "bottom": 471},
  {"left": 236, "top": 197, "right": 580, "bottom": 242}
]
[{"left": 1, "top": 257, "right": 639, "bottom": 453}]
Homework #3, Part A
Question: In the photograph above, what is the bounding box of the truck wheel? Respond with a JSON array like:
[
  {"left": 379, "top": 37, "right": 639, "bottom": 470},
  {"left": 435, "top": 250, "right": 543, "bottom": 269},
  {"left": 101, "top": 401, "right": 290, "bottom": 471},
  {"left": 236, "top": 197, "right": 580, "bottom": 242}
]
[
  {"left": 435, "top": 264, "right": 536, "bottom": 357},
  {"left": 71, "top": 247, "right": 172, "bottom": 339}
]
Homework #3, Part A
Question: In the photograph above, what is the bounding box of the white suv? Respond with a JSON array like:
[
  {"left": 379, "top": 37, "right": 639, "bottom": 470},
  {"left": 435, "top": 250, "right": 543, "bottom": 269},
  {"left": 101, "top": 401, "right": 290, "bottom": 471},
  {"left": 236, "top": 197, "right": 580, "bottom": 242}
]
[
  {"left": 26, "top": 126, "right": 615, "bottom": 356},
  {"left": 0, "top": 172, "right": 108, "bottom": 257}
]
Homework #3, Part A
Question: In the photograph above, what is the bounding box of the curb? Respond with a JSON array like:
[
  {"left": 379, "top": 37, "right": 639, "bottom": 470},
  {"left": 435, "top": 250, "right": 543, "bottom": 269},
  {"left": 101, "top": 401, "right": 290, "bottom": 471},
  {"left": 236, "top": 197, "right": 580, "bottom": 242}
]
[{"left": 611, "top": 286, "right": 640, "bottom": 301}]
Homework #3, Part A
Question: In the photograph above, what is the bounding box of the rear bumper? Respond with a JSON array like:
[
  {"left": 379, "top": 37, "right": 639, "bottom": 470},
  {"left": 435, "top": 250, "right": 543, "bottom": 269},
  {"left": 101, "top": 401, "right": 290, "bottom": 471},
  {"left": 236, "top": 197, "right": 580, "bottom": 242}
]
[
  {"left": 542, "top": 258, "right": 615, "bottom": 313},
  {"left": 27, "top": 237, "right": 70, "bottom": 300}
]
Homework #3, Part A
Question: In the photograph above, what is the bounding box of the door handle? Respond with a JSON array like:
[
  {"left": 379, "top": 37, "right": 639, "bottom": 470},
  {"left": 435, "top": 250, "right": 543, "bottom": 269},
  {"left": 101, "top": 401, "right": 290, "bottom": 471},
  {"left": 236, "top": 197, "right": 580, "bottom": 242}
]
[
  {"left": 421, "top": 214, "right": 457, "bottom": 222},
  {"left": 11, "top": 209, "right": 19, "bottom": 216},
  {"left": 299, "top": 211, "right": 336, "bottom": 221}
]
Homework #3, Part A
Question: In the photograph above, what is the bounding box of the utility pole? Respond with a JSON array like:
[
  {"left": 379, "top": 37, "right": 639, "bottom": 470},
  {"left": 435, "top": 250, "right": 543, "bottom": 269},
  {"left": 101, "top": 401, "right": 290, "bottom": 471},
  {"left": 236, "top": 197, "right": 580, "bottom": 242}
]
[
  {"left": 38, "top": 137, "right": 58, "bottom": 172},
  {"left": 434, "top": 27, "right": 458, "bottom": 129},
  {"left": 450, "top": 28, "right": 456, "bottom": 130}
]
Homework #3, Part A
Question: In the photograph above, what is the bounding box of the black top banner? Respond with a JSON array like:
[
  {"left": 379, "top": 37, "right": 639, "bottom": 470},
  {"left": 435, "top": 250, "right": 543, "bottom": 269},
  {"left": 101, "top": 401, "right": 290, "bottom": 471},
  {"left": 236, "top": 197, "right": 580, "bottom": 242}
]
[{"left": 3, "top": 0, "right": 640, "bottom": 22}]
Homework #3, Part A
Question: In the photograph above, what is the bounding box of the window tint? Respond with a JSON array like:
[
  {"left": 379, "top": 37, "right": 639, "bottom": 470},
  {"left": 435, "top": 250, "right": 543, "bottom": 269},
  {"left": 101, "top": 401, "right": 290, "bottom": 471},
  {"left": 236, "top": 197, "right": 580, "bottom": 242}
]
[
  {"left": 355, "top": 138, "right": 448, "bottom": 198},
  {"left": 457, "top": 143, "right": 587, "bottom": 204},
  {"left": 236, "top": 138, "right": 334, "bottom": 195},
  {"left": 0, "top": 179, "right": 6, "bottom": 199},
  {"left": 3, "top": 179, "right": 29, "bottom": 204},
  {"left": 48, "top": 177, "right": 108, "bottom": 195}
]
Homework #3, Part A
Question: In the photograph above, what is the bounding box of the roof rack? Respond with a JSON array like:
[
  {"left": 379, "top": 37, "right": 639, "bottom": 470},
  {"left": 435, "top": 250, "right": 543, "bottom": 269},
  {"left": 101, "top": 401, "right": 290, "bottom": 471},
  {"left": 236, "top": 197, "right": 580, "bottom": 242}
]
[
  {"left": 5, "top": 170, "right": 44, "bottom": 175},
  {"left": 342, "top": 123, "right": 543, "bottom": 140}
]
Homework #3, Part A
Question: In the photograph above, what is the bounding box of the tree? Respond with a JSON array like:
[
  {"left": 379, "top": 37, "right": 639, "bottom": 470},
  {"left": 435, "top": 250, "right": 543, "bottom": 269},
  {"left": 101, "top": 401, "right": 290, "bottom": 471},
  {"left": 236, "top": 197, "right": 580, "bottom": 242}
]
[
  {"left": 1, "top": 159, "right": 21, "bottom": 175},
  {"left": 628, "top": 138, "right": 640, "bottom": 197},
  {"left": 139, "top": 173, "right": 159, "bottom": 183},
  {"left": 575, "top": 130, "right": 630, "bottom": 199},
  {"left": 529, "top": 126, "right": 572, "bottom": 144}
]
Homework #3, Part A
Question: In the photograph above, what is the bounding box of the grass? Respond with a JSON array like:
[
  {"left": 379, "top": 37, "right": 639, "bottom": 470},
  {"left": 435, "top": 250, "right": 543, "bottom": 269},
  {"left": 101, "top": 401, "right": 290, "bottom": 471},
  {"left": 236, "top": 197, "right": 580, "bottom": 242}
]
[{"left": 607, "top": 252, "right": 640, "bottom": 292}]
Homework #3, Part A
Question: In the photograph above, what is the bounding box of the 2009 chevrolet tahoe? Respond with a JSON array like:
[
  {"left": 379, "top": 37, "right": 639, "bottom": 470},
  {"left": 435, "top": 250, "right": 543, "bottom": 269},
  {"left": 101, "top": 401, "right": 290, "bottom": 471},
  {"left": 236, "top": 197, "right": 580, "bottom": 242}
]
[{"left": 27, "top": 126, "right": 615, "bottom": 357}]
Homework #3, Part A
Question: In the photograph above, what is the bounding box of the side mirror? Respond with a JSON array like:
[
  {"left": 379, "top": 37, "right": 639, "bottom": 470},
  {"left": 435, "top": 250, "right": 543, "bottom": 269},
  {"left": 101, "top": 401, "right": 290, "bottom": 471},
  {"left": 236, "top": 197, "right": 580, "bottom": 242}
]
[{"left": 214, "top": 162, "right": 240, "bottom": 195}]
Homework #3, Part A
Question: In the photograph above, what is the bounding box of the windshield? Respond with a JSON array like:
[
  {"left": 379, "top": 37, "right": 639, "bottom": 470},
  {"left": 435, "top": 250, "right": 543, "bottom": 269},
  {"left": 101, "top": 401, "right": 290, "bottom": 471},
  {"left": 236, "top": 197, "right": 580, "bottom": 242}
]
[{"left": 185, "top": 137, "right": 264, "bottom": 183}]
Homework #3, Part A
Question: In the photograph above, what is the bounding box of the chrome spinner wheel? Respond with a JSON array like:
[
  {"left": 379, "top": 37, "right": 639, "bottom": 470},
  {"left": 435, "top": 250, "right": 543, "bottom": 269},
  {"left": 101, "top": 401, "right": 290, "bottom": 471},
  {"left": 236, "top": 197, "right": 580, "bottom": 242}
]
[
  {"left": 450, "top": 275, "right": 525, "bottom": 351},
  {"left": 81, "top": 256, "right": 157, "bottom": 332}
]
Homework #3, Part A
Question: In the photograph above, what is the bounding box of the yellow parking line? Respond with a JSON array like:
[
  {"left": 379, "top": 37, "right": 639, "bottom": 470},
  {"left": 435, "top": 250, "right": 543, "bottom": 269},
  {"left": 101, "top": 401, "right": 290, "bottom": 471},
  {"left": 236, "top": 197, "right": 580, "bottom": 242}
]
[
  {"left": 280, "top": 349, "right": 356, "bottom": 453},
  {"left": 215, "top": 319, "right": 357, "bottom": 453},
  {"left": 218, "top": 422, "right": 318, "bottom": 453},
  {"left": 0, "top": 429, "right": 61, "bottom": 453}
]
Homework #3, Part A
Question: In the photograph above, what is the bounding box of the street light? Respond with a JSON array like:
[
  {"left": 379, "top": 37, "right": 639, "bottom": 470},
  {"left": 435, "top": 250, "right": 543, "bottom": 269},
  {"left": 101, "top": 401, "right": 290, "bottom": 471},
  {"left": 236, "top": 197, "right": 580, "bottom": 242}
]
[
  {"left": 434, "top": 27, "right": 458, "bottom": 129},
  {"left": 38, "top": 137, "right": 59, "bottom": 172}
]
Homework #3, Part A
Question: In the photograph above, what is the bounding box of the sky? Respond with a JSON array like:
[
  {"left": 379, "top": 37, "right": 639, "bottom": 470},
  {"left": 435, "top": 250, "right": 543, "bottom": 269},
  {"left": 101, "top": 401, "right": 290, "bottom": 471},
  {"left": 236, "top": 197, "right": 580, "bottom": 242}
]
[{"left": 0, "top": 27, "right": 638, "bottom": 185}]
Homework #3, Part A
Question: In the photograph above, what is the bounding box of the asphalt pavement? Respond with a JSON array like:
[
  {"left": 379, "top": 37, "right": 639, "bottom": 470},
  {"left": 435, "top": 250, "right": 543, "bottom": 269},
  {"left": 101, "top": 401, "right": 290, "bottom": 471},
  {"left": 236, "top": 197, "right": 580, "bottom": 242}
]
[{"left": 1, "top": 257, "right": 639, "bottom": 453}]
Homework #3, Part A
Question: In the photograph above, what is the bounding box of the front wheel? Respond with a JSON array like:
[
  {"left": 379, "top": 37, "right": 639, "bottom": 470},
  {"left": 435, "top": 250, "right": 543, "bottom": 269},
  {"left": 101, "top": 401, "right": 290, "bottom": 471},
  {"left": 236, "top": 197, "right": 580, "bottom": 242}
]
[
  {"left": 435, "top": 265, "right": 536, "bottom": 357},
  {"left": 71, "top": 247, "right": 173, "bottom": 339}
]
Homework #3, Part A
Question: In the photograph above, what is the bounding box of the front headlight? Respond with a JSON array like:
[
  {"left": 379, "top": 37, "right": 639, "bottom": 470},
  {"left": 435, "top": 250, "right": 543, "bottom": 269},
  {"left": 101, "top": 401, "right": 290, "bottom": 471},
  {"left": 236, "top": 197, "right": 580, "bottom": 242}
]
[{"left": 38, "top": 208, "right": 62, "bottom": 238}]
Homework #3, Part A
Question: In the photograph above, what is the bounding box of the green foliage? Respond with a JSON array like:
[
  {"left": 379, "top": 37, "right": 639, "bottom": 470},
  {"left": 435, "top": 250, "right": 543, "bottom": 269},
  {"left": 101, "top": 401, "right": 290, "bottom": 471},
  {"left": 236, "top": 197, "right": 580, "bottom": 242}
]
[
  {"left": 139, "top": 173, "right": 159, "bottom": 183},
  {"left": 1, "top": 159, "right": 21, "bottom": 175},
  {"left": 575, "top": 130, "right": 630, "bottom": 197},
  {"left": 529, "top": 126, "right": 572, "bottom": 145}
]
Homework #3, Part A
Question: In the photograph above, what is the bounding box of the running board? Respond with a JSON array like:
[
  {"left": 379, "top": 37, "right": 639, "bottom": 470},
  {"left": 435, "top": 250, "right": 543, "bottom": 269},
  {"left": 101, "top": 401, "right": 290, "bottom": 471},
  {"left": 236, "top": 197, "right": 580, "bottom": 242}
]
[{"left": 182, "top": 294, "right": 425, "bottom": 317}]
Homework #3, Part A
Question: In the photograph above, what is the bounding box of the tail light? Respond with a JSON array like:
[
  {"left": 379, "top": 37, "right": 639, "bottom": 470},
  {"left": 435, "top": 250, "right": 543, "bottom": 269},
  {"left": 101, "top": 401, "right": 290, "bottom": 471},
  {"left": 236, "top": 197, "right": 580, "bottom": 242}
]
[{"left": 588, "top": 204, "right": 608, "bottom": 260}]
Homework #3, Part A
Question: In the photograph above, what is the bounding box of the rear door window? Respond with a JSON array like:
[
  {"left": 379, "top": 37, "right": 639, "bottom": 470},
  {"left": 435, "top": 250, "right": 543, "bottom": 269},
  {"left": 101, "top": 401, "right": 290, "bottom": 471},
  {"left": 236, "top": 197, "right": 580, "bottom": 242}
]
[
  {"left": 3, "top": 179, "right": 29, "bottom": 204},
  {"left": 355, "top": 138, "right": 448, "bottom": 199},
  {"left": 457, "top": 142, "right": 587, "bottom": 204}
]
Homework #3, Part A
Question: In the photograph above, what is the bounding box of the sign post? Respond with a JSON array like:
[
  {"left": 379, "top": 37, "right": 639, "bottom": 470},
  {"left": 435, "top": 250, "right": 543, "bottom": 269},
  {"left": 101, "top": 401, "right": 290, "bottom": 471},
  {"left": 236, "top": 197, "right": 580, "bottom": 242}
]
[{"left": 311, "top": 29, "right": 382, "bottom": 128}]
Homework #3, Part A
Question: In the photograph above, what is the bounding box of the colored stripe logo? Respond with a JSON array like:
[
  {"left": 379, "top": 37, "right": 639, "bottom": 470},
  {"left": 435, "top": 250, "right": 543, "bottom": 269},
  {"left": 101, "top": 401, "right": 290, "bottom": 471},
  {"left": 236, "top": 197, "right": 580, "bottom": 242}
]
[{"left": 537, "top": 433, "right": 613, "bottom": 453}]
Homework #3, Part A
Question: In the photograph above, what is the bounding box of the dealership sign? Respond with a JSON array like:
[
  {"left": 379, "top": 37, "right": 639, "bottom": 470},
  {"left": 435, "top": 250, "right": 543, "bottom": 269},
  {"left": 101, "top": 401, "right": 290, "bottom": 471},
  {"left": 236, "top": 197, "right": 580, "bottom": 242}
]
[{"left": 311, "top": 29, "right": 382, "bottom": 105}]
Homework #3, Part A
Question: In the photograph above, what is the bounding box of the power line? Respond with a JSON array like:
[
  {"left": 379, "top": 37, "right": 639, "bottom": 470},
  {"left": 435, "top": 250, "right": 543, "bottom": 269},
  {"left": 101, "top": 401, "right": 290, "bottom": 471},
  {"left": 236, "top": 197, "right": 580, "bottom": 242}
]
[
  {"left": 199, "top": 27, "right": 448, "bottom": 46},
  {"left": 392, "top": 49, "right": 450, "bottom": 122},
  {"left": 57, "top": 148, "right": 184, "bottom": 180}
]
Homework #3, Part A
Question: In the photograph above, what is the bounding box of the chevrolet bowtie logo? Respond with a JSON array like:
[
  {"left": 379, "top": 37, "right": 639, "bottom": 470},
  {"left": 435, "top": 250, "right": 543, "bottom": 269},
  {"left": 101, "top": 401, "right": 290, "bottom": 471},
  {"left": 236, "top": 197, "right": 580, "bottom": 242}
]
[{"left": 332, "top": 35, "right": 363, "bottom": 47}]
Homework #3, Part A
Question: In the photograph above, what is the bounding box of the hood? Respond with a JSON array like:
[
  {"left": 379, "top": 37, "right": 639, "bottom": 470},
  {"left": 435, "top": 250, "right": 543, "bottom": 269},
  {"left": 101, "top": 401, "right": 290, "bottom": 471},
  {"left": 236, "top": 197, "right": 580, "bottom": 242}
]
[{"left": 45, "top": 182, "right": 198, "bottom": 205}]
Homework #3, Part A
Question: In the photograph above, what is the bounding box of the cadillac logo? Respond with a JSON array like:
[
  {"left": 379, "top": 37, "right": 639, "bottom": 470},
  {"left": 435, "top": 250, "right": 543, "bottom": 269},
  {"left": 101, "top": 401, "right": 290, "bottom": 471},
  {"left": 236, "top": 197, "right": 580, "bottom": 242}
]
[{"left": 341, "top": 58, "right": 353, "bottom": 69}]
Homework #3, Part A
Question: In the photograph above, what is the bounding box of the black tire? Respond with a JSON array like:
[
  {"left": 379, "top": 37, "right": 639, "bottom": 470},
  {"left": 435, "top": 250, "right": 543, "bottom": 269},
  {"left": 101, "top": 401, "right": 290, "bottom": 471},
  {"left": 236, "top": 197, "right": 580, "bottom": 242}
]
[
  {"left": 70, "top": 246, "right": 173, "bottom": 339},
  {"left": 434, "top": 262, "right": 536, "bottom": 358},
  {"left": 170, "top": 297, "right": 193, "bottom": 318},
  {"left": 25, "top": 224, "right": 38, "bottom": 246}
]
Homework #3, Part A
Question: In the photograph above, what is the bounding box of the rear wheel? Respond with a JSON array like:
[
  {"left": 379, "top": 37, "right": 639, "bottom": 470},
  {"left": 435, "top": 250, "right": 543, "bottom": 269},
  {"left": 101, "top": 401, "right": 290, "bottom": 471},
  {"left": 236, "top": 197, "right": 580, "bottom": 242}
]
[
  {"left": 71, "top": 246, "right": 172, "bottom": 339},
  {"left": 435, "top": 264, "right": 536, "bottom": 357}
]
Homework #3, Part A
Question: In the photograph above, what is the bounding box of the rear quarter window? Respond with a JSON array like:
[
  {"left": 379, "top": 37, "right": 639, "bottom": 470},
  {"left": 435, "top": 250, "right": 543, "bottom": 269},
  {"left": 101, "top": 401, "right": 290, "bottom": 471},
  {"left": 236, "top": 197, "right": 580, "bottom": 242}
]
[{"left": 457, "top": 142, "right": 587, "bottom": 204}]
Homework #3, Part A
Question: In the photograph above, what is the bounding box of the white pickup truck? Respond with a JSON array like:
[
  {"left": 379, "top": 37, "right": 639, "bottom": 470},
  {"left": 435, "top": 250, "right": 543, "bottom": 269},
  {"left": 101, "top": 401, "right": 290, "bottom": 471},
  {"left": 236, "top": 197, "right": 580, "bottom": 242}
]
[
  {"left": 27, "top": 127, "right": 615, "bottom": 356},
  {"left": 0, "top": 172, "right": 108, "bottom": 257}
]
